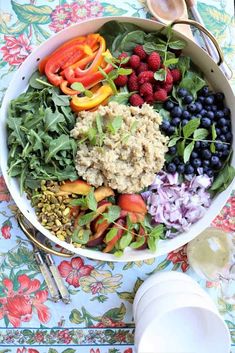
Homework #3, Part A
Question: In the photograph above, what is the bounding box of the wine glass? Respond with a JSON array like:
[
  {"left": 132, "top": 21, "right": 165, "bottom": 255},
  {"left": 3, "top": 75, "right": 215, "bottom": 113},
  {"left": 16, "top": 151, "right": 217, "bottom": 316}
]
[{"left": 187, "top": 227, "right": 235, "bottom": 304}]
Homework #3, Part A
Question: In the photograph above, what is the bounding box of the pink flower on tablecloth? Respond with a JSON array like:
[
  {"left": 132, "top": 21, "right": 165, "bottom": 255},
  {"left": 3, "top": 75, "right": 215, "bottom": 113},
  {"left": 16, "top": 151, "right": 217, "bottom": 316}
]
[
  {"left": 58, "top": 257, "right": 94, "bottom": 288},
  {"left": 1, "top": 34, "right": 32, "bottom": 66},
  {"left": 0, "top": 274, "right": 50, "bottom": 327},
  {"left": 58, "top": 329, "right": 72, "bottom": 344},
  {"left": 212, "top": 195, "right": 235, "bottom": 232},
  {"left": 167, "top": 245, "right": 189, "bottom": 272},
  {"left": 1, "top": 221, "right": 12, "bottom": 239},
  {"left": 206, "top": 281, "right": 220, "bottom": 288},
  {"left": 17, "top": 349, "right": 39, "bottom": 353},
  {"left": 90, "top": 349, "right": 100, "bottom": 353},
  {"left": 34, "top": 332, "right": 44, "bottom": 343},
  {"left": 0, "top": 176, "right": 11, "bottom": 202},
  {"left": 49, "top": 1, "right": 103, "bottom": 33}
]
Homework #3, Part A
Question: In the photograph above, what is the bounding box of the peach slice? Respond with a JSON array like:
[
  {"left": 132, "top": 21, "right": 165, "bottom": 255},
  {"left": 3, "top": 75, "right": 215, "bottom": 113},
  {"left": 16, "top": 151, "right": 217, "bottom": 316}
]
[
  {"left": 118, "top": 194, "right": 147, "bottom": 215},
  {"left": 60, "top": 179, "right": 91, "bottom": 195},
  {"left": 94, "top": 186, "right": 114, "bottom": 202}
]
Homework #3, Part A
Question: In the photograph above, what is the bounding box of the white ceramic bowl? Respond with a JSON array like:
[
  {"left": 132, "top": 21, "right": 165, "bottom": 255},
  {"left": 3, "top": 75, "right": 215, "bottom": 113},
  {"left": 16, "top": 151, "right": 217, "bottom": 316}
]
[
  {"left": 1, "top": 16, "right": 235, "bottom": 262},
  {"left": 134, "top": 279, "right": 217, "bottom": 322},
  {"left": 135, "top": 292, "right": 231, "bottom": 353},
  {"left": 133, "top": 271, "right": 197, "bottom": 314}
]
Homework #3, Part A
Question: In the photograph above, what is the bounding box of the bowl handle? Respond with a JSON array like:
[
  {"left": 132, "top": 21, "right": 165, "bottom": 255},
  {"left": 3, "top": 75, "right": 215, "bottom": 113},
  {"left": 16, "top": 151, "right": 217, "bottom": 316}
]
[
  {"left": 17, "top": 214, "right": 73, "bottom": 258},
  {"left": 171, "top": 19, "right": 233, "bottom": 80}
]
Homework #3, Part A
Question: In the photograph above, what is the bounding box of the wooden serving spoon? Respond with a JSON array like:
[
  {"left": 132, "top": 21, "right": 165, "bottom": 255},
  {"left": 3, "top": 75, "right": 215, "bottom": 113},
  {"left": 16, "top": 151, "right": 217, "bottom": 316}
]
[{"left": 146, "top": 0, "right": 195, "bottom": 41}]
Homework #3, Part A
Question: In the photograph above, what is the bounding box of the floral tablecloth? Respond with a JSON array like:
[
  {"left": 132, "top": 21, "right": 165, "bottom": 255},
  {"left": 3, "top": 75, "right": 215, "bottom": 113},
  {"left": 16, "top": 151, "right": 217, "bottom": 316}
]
[{"left": 0, "top": 0, "right": 235, "bottom": 352}]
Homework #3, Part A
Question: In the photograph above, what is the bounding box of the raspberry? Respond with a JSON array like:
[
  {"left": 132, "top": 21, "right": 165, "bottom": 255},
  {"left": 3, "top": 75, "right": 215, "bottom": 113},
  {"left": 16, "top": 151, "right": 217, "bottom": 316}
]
[
  {"left": 133, "top": 45, "right": 147, "bottom": 60},
  {"left": 114, "top": 75, "right": 128, "bottom": 87},
  {"left": 129, "top": 55, "right": 141, "bottom": 70},
  {"left": 165, "top": 70, "right": 173, "bottom": 84},
  {"left": 136, "top": 62, "right": 149, "bottom": 74},
  {"left": 118, "top": 52, "right": 129, "bottom": 66},
  {"left": 162, "top": 82, "right": 173, "bottom": 93},
  {"left": 144, "top": 94, "right": 154, "bottom": 104},
  {"left": 139, "top": 82, "right": 153, "bottom": 97},
  {"left": 138, "top": 71, "right": 154, "bottom": 84},
  {"left": 147, "top": 52, "right": 161, "bottom": 71},
  {"left": 154, "top": 89, "right": 168, "bottom": 102},
  {"left": 128, "top": 73, "right": 139, "bottom": 91},
  {"left": 129, "top": 93, "right": 144, "bottom": 107},
  {"left": 171, "top": 68, "right": 182, "bottom": 82}
]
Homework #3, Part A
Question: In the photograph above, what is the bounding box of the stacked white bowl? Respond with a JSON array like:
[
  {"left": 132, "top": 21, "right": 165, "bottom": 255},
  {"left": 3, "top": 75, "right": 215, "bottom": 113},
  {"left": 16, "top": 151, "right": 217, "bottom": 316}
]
[{"left": 133, "top": 271, "right": 231, "bottom": 353}]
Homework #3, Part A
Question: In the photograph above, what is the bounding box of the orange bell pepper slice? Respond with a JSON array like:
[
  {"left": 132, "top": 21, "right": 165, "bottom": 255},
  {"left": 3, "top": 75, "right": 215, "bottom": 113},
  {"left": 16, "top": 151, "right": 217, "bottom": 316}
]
[{"left": 60, "top": 81, "right": 80, "bottom": 95}]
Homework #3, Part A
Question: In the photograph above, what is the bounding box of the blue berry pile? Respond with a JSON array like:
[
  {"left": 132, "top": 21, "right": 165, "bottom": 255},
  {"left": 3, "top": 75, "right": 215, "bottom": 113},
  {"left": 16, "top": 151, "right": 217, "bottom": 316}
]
[{"left": 161, "top": 85, "right": 232, "bottom": 178}]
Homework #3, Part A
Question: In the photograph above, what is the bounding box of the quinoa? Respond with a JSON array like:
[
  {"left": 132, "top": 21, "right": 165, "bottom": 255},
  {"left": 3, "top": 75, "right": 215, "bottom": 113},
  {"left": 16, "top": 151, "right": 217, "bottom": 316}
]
[{"left": 71, "top": 102, "right": 168, "bottom": 193}]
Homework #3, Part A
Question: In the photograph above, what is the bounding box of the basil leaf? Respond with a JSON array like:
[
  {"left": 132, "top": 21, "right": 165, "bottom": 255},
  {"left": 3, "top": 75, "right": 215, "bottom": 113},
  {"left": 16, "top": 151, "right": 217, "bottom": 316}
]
[
  {"left": 150, "top": 224, "right": 164, "bottom": 238},
  {"left": 168, "top": 136, "right": 181, "bottom": 147},
  {"left": 164, "top": 57, "right": 179, "bottom": 66},
  {"left": 71, "top": 82, "right": 85, "bottom": 92},
  {"left": 193, "top": 128, "right": 209, "bottom": 140},
  {"left": 210, "top": 143, "right": 216, "bottom": 153},
  {"left": 86, "top": 189, "right": 97, "bottom": 211},
  {"left": 72, "top": 228, "right": 91, "bottom": 244},
  {"left": 147, "top": 237, "right": 157, "bottom": 252},
  {"left": 176, "top": 56, "right": 190, "bottom": 79},
  {"left": 159, "top": 108, "right": 170, "bottom": 120},
  {"left": 211, "top": 123, "right": 217, "bottom": 141},
  {"left": 143, "top": 42, "right": 166, "bottom": 54},
  {"left": 210, "top": 164, "right": 235, "bottom": 193},
  {"left": 154, "top": 68, "right": 166, "bottom": 81},
  {"left": 78, "top": 212, "right": 96, "bottom": 226},
  {"left": 130, "top": 236, "right": 145, "bottom": 249},
  {"left": 120, "top": 30, "right": 145, "bottom": 52},
  {"left": 168, "top": 39, "right": 186, "bottom": 50},
  {"left": 183, "top": 118, "right": 201, "bottom": 138},
  {"left": 117, "top": 68, "right": 132, "bottom": 75},
  {"left": 119, "top": 232, "right": 133, "bottom": 250},
  {"left": 70, "top": 198, "right": 87, "bottom": 207},
  {"left": 183, "top": 141, "right": 195, "bottom": 163},
  {"left": 102, "top": 205, "right": 121, "bottom": 223},
  {"left": 109, "top": 91, "right": 134, "bottom": 105},
  {"left": 107, "top": 116, "right": 123, "bottom": 134},
  {"left": 105, "top": 228, "right": 119, "bottom": 242},
  {"left": 178, "top": 71, "right": 206, "bottom": 98}
]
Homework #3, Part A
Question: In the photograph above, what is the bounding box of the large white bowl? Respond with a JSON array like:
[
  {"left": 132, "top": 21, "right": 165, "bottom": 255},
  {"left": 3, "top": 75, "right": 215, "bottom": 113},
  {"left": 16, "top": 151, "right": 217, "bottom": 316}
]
[{"left": 0, "top": 16, "right": 235, "bottom": 262}]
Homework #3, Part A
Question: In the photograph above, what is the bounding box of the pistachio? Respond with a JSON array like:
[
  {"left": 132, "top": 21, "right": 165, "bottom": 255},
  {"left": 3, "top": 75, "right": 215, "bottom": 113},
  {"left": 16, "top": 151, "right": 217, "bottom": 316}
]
[
  {"left": 63, "top": 207, "right": 70, "bottom": 216},
  {"left": 55, "top": 219, "right": 62, "bottom": 227}
]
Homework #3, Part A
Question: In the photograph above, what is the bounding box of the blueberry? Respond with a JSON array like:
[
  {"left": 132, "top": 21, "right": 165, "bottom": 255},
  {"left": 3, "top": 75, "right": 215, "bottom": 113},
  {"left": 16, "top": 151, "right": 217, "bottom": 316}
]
[
  {"left": 182, "top": 110, "right": 191, "bottom": 119},
  {"left": 173, "top": 156, "right": 181, "bottom": 165},
  {"left": 215, "top": 92, "right": 225, "bottom": 102},
  {"left": 195, "top": 141, "right": 201, "bottom": 149},
  {"left": 211, "top": 105, "right": 217, "bottom": 112},
  {"left": 169, "top": 146, "right": 177, "bottom": 154},
  {"left": 219, "top": 135, "right": 226, "bottom": 142},
  {"left": 177, "top": 164, "right": 185, "bottom": 173},
  {"left": 215, "top": 128, "right": 221, "bottom": 136},
  {"left": 185, "top": 164, "right": 195, "bottom": 175},
  {"left": 201, "top": 117, "right": 212, "bottom": 128},
  {"left": 204, "top": 105, "right": 212, "bottom": 111},
  {"left": 215, "top": 110, "right": 224, "bottom": 120},
  {"left": 222, "top": 149, "right": 230, "bottom": 158},
  {"left": 204, "top": 95, "right": 214, "bottom": 105},
  {"left": 223, "top": 107, "right": 231, "bottom": 117},
  {"left": 188, "top": 103, "right": 197, "bottom": 113},
  {"left": 201, "top": 149, "right": 211, "bottom": 160},
  {"left": 198, "top": 96, "right": 205, "bottom": 103},
  {"left": 206, "top": 111, "right": 214, "bottom": 120},
  {"left": 215, "top": 142, "right": 224, "bottom": 151},
  {"left": 164, "top": 100, "right": 174, "bottom": 111},
  {"left": 183, "top": 95, "right": 193, "bottom": 104},
  {"left": 161, "top": 120, "right": 170, "bottom": 132},
  {"left": 199, "top": 86, "right": 209, "bottom": 96},
  {"left": 216, "top": 151, "right": 223, "bottom": 158},
  {"left": 177, "top": 88, "right": 188, "bottom": 97},
  {"left": 191, "top": 151, "right": 199, "bottom": 159},
  {"left": 167, "top": 162, "right": 177, "bottom": 173},
  {"left": 171, "top": 106, "right": 182, "bottom": 117},
  {"left": 195, "top": 102, "right": 203, "bottom": 112},
  {"left": 226, "top": 132, "right": 233, "bottom": 142},
  {"left": 168, "top": 126, "right": 176, "bottom": 135},
  {"left": 182, "top": 119, "right": 189, "bottom": 126},
  {"left": 196, "top": 114, "right": 202, "bottom": 119},
  {"left": 213, "top": 160, "right": 222, "bottom": 170},
  {"left": 192, "top": 158, "right": 202, "bottom": 168},
  {"left": 218, "top": 118, "right": 228, "bottom": 127},
  {"left": 211, "top": 155, "right": 220, "bottom": 166},
  {"left": 207, "top": 169, "right": 214, "bottom": 178},
  {"left": 200, "top": 109, "right": 207, "bottom": 117},
  {"left": 222, "top": 144, "right": 229, "bottom": 151},
  {"left": 172, "top": 117, "right": 181, "bottom": 126},
  {"left": 221, "top": 126, "right": 229, "bottom": 134},
  {"left": 202, "top": 159, "right": 210, "bottom": 167},
  {"left": 201, "top": 141, "right": 208, "bottom": 149}
]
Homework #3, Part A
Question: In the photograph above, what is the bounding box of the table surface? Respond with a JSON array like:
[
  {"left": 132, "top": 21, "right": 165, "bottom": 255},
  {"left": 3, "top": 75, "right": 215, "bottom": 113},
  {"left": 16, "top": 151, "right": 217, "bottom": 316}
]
[{"left": 0, "top": 0, "right": 235, "bottom": 352}]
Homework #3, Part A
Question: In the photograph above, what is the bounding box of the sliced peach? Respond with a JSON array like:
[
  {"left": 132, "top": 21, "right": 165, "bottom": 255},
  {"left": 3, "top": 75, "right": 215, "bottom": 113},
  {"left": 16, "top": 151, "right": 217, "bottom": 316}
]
[
  {"left": 69, "top": 206, "right": 80, "bottom": 218},
  {"left": 94, "top": 186, "right": 114, "bottom": 202},
  {"left": 118, "top": 194, "right": 147, "bottom": 215},
  {"left": 96, "top": 201, "right": 112, "bottom": 214},
  {"left": 60, "top": 180, "right": 91, "bottom": 195},
  {"left": 103, "top": 219, "right": 126, "bottom": 253}
]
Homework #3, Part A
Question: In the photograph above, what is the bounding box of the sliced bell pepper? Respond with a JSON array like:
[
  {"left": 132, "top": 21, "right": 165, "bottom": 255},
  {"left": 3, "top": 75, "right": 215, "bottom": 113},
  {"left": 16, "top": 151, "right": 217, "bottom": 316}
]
[
  {"left": 60, "top": 51, "right": 98, "bottom": 77},
  {"left": 45, "top": 44, "right": 86, "bottom": 86},
  {"left": 61, "top": 44, "right": 93, "bottom": 70},
  {"left": 60, "top": 80, "right": 80, "bottom": 95},
  {"left": 68, "top": 62, "right": 113, "bottom": 87},
  {"left": 70, "top": 83, "right": 113, "bottom": 112},
  {"left": 74, "top": 35, "right": 106, "bottom": 77}
]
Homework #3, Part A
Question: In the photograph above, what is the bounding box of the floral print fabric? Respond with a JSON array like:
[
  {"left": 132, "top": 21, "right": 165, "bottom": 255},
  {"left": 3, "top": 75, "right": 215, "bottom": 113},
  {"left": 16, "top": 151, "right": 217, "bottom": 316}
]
[{"left": 0, "top": 0, "right": 234, "bottom": 352}]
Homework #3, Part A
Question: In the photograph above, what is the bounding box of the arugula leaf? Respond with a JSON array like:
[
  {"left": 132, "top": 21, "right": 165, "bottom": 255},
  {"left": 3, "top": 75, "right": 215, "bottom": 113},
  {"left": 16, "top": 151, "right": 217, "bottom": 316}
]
[
  {"left": 183, "top": 118, "right": 201, "bottom": 138},
  {"left": 44, "top": 108, "right": 65, "bottom": 132},
  {"left": 183, "top": 141, "right": 195, "bottom": 163},
  {"left": 7, "top": 117, "right": 26, "bottom": 147},
  {"left": 45, "top": 134, "right": 72, "bottom": 162},
  {"left": 51, "top": 90, "right": 70, "bottom": 106},
  {"left": 210, "top": 164, "right": 235, "bottom": 194}
]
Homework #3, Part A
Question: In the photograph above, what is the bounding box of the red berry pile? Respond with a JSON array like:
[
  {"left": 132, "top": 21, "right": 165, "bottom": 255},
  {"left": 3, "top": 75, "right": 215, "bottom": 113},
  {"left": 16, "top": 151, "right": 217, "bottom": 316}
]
[{"left": 115, "top": 46, "right": 182, "bottom": 107}]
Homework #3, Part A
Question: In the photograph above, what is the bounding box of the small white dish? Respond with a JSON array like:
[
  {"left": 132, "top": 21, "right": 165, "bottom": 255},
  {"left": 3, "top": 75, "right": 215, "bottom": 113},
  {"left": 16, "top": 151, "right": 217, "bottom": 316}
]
[{"left": 135, "top": 292, "right": 231, "bottom": 353}]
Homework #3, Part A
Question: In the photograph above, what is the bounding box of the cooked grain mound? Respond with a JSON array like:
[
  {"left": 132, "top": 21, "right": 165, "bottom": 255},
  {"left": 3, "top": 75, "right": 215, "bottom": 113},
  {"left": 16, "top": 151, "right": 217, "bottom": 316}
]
[{"left": 71, "top": 102, "right": 168, "bottom": 193}]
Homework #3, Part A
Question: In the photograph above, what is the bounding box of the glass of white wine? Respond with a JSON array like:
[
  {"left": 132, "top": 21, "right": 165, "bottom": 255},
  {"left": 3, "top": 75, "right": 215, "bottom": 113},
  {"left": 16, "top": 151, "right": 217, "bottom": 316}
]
[{"left": 187, "top": 227, "right": 235, "bottom": 304}]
